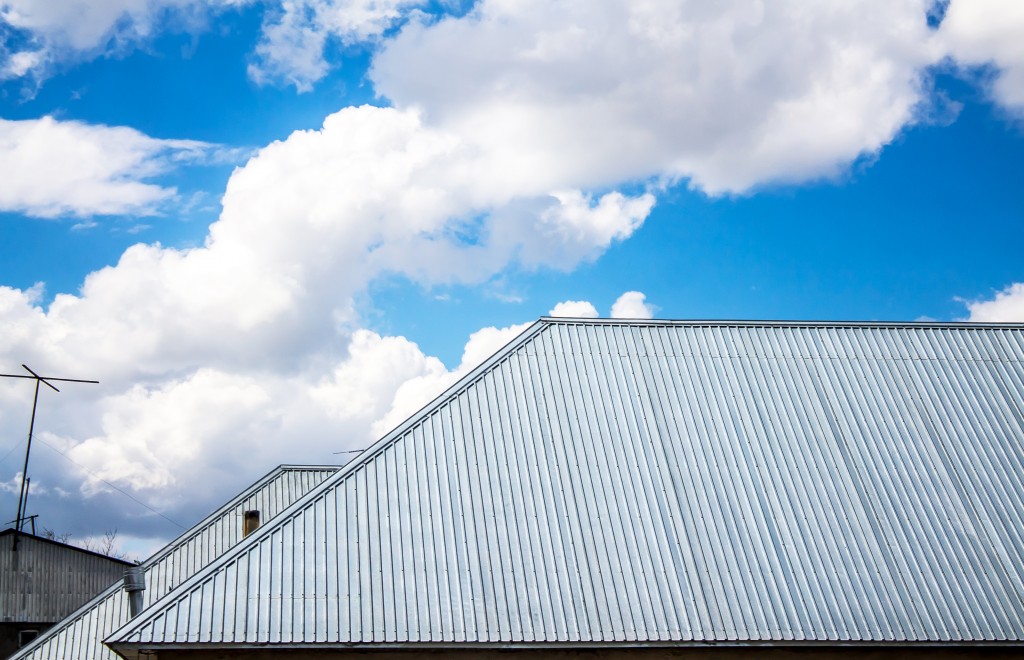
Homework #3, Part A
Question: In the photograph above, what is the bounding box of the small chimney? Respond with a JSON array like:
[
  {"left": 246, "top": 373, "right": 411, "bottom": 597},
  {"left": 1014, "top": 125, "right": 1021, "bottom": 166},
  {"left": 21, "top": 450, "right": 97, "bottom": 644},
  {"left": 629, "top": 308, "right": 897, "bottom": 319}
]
[
  {"left": 243, "top": 510, "right": 260, "bottom": 537},
  {"left": 123, "top": 566, "right": 146, "bottom": 618}
]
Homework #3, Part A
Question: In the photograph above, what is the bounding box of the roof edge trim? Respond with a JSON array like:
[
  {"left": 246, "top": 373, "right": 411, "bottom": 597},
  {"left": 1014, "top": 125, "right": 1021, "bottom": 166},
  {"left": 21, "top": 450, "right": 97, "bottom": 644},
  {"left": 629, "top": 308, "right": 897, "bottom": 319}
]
[
  {"left": 539, "top": 317, "right": 1024, "bottom": 329},
  {"left": 109, "top": 639, "right": 1024, "bottom": 652}
]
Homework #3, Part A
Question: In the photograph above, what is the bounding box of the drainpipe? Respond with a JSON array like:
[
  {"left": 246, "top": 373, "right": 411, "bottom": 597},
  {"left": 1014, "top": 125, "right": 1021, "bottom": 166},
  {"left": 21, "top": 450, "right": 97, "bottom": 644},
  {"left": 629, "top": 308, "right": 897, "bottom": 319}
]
[
  {"left": 243, "top": 510, "right": 260, "bottom": 537},
  {"left": 123, "top": 566, "right": 146, "bottom": 618}
]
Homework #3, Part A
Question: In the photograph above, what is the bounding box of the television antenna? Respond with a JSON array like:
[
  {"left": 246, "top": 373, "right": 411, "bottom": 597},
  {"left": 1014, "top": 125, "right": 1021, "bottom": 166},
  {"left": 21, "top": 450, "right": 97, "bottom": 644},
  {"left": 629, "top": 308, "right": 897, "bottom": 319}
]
[{"left": 1, "top": 365, "right": 98, "bottom": 546}]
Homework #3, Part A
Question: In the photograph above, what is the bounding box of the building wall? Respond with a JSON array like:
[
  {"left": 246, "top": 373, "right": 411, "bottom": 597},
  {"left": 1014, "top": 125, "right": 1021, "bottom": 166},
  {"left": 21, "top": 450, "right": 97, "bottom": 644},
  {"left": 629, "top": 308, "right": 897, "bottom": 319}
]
[
  {"left": 0, "top": 532, "right": 128, "bottom": 623},
  {"left": 146, "top": 645, "right": 1024, "bottom": 660}
]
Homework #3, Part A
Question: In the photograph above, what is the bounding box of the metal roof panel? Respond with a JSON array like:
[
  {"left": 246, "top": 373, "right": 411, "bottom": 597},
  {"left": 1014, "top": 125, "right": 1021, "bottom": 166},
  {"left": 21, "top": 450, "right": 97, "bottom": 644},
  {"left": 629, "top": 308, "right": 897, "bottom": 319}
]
[{"left": 108, "top": 321, "right": 1024, "bottom": 650}]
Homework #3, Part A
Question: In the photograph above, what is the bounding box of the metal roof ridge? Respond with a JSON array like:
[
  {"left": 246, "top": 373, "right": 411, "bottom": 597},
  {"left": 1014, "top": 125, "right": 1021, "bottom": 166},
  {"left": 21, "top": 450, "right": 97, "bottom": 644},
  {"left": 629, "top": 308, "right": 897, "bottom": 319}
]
[
  {"left": 538, "top": 316, "right": 1024, "bottom": 329},
  {"left": 274, "top": 464, "right": 344, "bottom": 470}
]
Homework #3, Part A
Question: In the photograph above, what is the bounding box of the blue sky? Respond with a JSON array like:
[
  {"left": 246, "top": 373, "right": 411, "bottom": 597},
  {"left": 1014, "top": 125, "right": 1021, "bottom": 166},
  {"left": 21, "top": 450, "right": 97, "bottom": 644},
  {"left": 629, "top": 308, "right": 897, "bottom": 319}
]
[{"left": 1, "top": 0, "right": 1023, "bottom": 553}]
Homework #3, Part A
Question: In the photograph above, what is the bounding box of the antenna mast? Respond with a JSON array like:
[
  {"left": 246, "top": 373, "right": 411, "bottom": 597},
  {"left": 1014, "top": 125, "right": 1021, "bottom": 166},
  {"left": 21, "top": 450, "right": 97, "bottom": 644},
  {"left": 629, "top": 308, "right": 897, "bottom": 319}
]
[{"left": 1, "top": 364, "right": 98, "bottom": 541}]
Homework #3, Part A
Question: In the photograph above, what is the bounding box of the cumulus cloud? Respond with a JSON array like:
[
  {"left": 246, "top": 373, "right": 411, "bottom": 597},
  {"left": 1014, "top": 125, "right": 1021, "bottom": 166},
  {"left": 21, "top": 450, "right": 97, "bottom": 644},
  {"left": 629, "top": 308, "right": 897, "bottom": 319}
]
[
  {"left": 1, "top": 0, "right": 424, "bottom": 88},
  {"left": 373, "top": 0, "right": 943, "bottom": 194},
  {"left": 0, "top": 0, "right": 216, "bottom": 53},
  {"left": 0, "top": 0, "right": 229, "bottom": 82},
  {"left": 963, "top": 282, "right": 1024, "bottom": 322},
  {"left": 610, "top": 291, "right": 655, "bottom": 319},
  {"left": 549, "top": 300, "right": 599, "bottom": 318},
  {"left": 0, "top": 116, "right": 218, "bottom": 218},
  {"left": 213, "top": 104, "right": 652, "bottom": 290},
  {"left": 69, "top": 369, "right": 277, "bottom": 492},
  {"left": 506, "top": 191, "right": 655, "bottom": 269},
  {"left": 0, "top": 319, "right": 505, "bottom": 538},
  {"left": 249, "top": 0, "right": 423, "bottom": 91},
  {"left": 940, "top": 0, "right": 1024, "bottom": 114},
  {"left": 549, "top": 293, "right": 657, "bottom": 320}
]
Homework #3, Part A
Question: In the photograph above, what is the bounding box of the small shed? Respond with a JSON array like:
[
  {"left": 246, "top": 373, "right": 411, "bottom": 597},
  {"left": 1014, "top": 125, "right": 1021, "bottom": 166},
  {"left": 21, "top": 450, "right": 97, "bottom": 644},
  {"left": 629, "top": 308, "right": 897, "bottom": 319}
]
[{"left": 0, "top": 529, "right": 131, "bottom": 656}]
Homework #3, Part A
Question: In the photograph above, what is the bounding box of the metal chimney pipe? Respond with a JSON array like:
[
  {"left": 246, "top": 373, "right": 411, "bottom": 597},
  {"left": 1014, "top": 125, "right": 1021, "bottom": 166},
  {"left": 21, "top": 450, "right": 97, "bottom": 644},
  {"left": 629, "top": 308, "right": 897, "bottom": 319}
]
[
  {"left": 243, "top": 510, "right": 260, "bottom": 537},
  {"left": 123, "top": 565, "right": 146, "bottom": 618}
]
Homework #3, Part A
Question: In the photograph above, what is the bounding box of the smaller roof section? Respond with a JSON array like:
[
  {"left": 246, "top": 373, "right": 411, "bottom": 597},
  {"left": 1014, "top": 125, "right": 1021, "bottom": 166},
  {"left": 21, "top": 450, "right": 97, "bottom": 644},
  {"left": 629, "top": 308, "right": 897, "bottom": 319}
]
[{"left": 11, "top": 464, "right": 340, "bottom": 660}]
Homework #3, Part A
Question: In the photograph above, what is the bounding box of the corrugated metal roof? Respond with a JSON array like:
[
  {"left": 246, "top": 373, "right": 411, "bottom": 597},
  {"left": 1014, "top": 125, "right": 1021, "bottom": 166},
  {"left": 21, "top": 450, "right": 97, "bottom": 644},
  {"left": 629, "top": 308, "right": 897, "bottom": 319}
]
[
  {"left": 0, "top": 531, "right": 131, "bottom": 623},
  {"left": 108, "top": 320, "right": 1024, "bottom": 653},
  {"left": 11, "top": 464, "right": 338, "bottom": 660}
]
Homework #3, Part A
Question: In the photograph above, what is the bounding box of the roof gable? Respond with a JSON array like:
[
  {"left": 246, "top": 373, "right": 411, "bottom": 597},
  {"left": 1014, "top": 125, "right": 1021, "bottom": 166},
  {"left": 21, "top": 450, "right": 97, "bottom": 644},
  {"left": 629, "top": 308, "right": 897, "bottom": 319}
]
[{"left": 109, "top": 320, "right": 1024, "bottom": 651}]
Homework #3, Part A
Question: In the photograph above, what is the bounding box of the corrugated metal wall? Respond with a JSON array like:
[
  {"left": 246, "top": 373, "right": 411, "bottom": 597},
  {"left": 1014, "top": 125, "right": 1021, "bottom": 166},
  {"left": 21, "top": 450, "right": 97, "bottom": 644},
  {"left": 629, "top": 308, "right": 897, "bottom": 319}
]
[
  {"left": 12, "top": 465, "right": 337, "bottom": 660},
  {"left": 0, "top": 533, "right": 129, "bottom": 622},
  {"left": 110, "top": 322, "right": 1024, "bottom": 648}
]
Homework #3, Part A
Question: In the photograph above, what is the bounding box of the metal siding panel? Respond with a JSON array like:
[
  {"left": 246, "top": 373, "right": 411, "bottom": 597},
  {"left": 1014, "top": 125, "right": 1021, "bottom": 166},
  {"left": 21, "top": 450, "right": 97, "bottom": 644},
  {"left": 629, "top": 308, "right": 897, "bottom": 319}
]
[
  {"left": 424, "top": 414, "right": 446, "bottom": 642},
  {"left": 506, "top": 345, "right": 557, "bottom": 641},
  {"left": 575, "top": 324, "right": 628, "bottom": 640},
  {"left": 0, "top": 534, "right": 129, "bottom": 623},
  {"left": 533, "top": 327, "right": 586, "bottom": 641},
  {"left": 572, "top": 324, "right": 614, "bottom": 639},
  {"left": 529, "top": 332, "right": 582, "bottom": 641}
]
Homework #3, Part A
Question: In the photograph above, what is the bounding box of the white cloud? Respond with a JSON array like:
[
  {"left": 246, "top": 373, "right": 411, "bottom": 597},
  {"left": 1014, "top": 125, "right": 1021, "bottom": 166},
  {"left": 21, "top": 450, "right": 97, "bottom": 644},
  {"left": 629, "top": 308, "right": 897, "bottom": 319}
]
[
  {"left": 373, "top": 0, "right": 943, "bottom": 194},
  {"left": 0, "top": 47, "right": 44, "bottom": 78},
  {"left": 69, "top": 369, "right": 277, "bottom": 492},
  {"left": 249, "top": 0, "right": 423, "bottom": 91},
  {"left": 0, "top": 116, "right": 216, "bottom": 218},
  {"left": 963, "top": 282, "right": 1024, "bottom": 322},
  {"left": 1, "top": 0, "right": 208, "bottom": 53},
  {"left": 610, "top": 291, "right": 654, "bottom": 319},
  {"left": 1, "top": 0, "right": 422, "bottom": 88},
  {"left": 940, "top": 0, "right": 1024, "bottom": 114},
  {"left": 311, "top": 329, "right": 447, "bottom": 431},
  {"left": 507, "top": 190, "right": 655, "bottom": 270},
  {"left": 0, "top": 0, "right": 226, "bottom": 82},
  {"left": 213, "top": 104, "right": 652, "bottom": 290},
  {"left": 549, "top": 300, "right": 599, "bottom": 318}
]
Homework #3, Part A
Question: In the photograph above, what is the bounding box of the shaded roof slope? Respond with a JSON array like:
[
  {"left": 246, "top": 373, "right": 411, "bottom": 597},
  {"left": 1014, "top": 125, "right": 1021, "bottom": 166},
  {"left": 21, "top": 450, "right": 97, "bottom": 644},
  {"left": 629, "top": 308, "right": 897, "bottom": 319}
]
[
  {"left": 109, "top": 320, "right": 1024, "bottom": 654},
  {"left": 12, "top": 464, "right": 339, "bottom": 660}
]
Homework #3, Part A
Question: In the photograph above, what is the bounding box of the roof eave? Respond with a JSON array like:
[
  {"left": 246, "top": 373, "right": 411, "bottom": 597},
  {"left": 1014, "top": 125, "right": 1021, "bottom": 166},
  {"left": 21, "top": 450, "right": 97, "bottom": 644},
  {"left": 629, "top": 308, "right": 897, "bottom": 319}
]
[{"left": 107, "top": 638, "right": 1024, "bottom": 655}]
